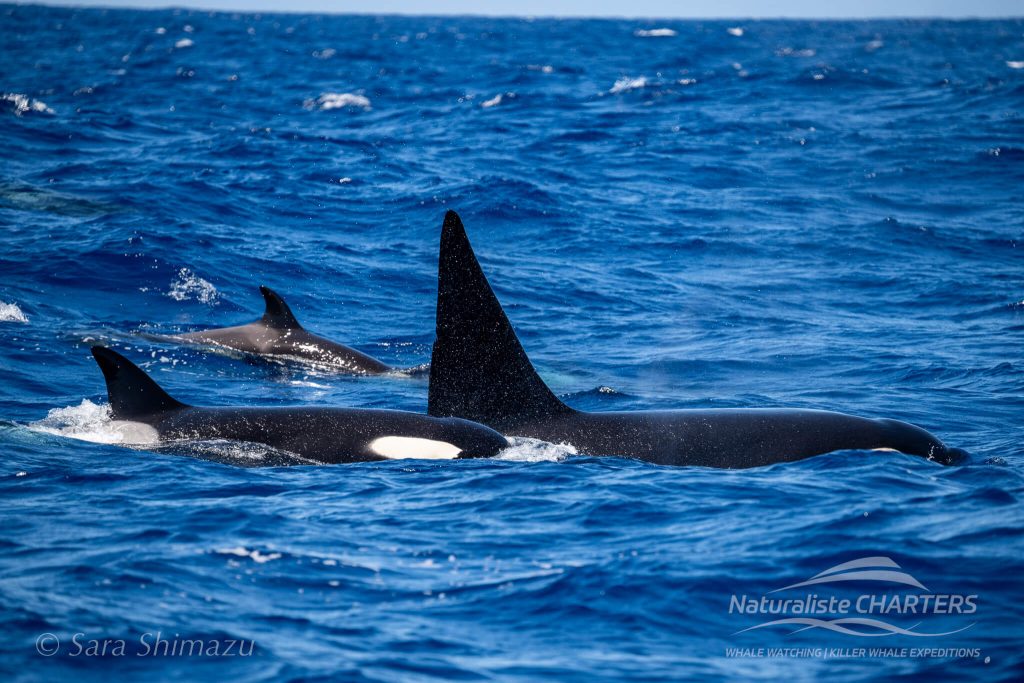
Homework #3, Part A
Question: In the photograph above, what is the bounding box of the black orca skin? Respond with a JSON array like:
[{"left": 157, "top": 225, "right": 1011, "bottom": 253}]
[
  {"left": 427, "top": 211, "right": 965, "bottom": 468},
  {"left": 91, "top": 346, "right": 507, "bottom": 464}
]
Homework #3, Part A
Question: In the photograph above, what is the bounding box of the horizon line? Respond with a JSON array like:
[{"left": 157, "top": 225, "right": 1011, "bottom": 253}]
[{"left": 12, "top": 2, "right": 1024, "bottom": 20}]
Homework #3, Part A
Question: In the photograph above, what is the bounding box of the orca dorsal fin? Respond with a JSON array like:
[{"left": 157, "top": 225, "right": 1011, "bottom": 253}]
[
  {"left": 259, "top": 285, "right": 301, "bottom": 329},
  {"left": 91, "top": 346, "right": 188, "bottom": 420},
  {"left": 428, "top": 210, "right": 573, "bottom": 428}
]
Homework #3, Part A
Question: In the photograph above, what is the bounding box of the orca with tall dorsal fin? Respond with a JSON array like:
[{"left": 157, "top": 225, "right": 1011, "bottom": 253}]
[
  {"left": 427, "top": 210, "right": 966, "bottom": 468},
  {"left": 173, "top": 285, "right": 392, "bottom": 374},
  {"left": 89, "top": 346, "right": 507, "bottom": 463}
]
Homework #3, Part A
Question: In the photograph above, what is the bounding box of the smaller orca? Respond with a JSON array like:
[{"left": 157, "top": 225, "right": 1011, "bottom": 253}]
[
  {"left": 428, "top": 211, "right": 966, "bottom": 468},
  {"left": 89, "top": 346, "right": 507, "bottom": 463},
  {"left": 172, "top": 286, "right": 392, "bottom": 374}
]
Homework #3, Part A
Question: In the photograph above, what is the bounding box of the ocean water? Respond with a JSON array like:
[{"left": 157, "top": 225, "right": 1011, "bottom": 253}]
[{"left": 2, "top": 5, "right": 1023, "bottom": 680}]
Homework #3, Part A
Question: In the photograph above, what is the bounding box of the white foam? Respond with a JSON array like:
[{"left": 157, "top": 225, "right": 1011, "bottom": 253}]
[
  {"left": 28, "top": 399, "right": 160, "bottom": 445},
  {"left": 481, "top": 93, "right": 508, "bottom": 108},
  {"left": 312, "top": 48, "right": 336, "bottom": 59},
  {"left": 289, "top": 380, "right": 330, "bottom": 389},
  {"left": 167, "top": 267, "right": 219, "bottom": 304},
  {"left": 727, "top": 27, "right": 744, "bottom": 37},
  {"left": 0, "top": 301, "right": 28, "bottom": 323},
  {"left": 634, "top": 28, "right": 676, "bottom": 38},
  {"left": 2, "top": 93, "right": 54, "bottom": 116},
  {"left": 1007, "top": 61, "right": 1024, "bottom": 69},
  {"left": 216, "top": 547, "right": 282, "bottom": 563},
  {"left": 777, "top": 47, "right": 816, "bottom": 57},
  {"left": 610, "top": 76, "right": 647, "bottom": 94},
  {"left": 174, "top": 38, "right": 194, "bottom": 49},
  {"left": 497, "top": 437, "right": 577, "bottom": 462},
  {"left": 306, "top": 92, "right": 371, "bottom": 111}
]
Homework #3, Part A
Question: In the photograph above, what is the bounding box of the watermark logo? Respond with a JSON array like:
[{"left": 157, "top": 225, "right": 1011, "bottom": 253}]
[
  {"left": 32, "top": 631, "right": 256, "bottom": 658},
  {"left": 729, "top": 556, "right": 978, "bottom": 642}
]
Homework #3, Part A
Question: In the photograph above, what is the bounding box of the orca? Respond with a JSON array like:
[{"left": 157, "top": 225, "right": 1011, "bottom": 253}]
[
  {"left": 172, "top": 286, "right": 392, "bottom": 374},
  {"left": 427, "top": 211, "right": 965, "bottom": 468},
  {"left": 90, "top": 346, "right": 507, "bottom": 463}
]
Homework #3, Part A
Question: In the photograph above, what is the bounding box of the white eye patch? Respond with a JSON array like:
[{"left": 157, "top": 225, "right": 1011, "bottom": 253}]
[{"left": 369, "top": 436, "right": 462, "bottom": 460}]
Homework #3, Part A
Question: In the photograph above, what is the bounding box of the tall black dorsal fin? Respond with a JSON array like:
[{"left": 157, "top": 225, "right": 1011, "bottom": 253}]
[
  {"left": 259, "top": 285, "right": 301, "bottom": 329},
  {"left": 91, "top": 347, "right": 188, "bottom": 420},
  {"left": 428, "top": 210, "right": 573, "bottom": 427}
]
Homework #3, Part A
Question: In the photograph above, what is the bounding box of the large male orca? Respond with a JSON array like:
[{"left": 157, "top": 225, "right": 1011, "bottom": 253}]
[
  {"left": 90, "top": 346, "right": 507, "bottom": 463},
  {"left": 172, "top": 286, "right": 392, "bottom": 374},
  {"left": 427, "top": 211, "right": 965, "bottom": 468}
]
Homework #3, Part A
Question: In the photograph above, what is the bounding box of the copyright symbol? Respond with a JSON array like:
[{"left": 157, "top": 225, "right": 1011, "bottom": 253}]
[{"left": 35, "top": 633, "right": 59, "bottom": 656}]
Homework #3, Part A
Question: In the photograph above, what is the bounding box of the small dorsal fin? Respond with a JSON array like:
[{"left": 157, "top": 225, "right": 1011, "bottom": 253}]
[
  {"left": 90, "top": 347, "right": 188, "bottom": 420},
  {"left": 259, "top": 285, "right": 301, "bottom": 329},
  {"left": 428, "top": 211, "right": 573, "bottom": 428}
]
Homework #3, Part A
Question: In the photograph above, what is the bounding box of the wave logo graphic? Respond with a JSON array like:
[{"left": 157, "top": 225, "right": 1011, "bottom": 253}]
[
  {"left": 736, "top": 617, "right": 973, "bottom": 638},
  {"left": 730, "top": 556, "right": 977, "bottom": 638},
  {"left": 770, "top": 556, "right": 927, "bottom": 593}
]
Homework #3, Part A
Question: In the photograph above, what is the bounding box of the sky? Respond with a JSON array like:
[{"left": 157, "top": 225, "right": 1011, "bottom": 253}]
[{"left": 23, "top": 0, "right": 1024, "bottom": 18}]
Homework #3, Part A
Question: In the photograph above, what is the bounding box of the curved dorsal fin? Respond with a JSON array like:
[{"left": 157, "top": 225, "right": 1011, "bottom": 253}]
[
  {"left": 428, "top": 211, "right": 572, "bottom": 428},
  {"left": 259, "top": 285, "right": 301, "bottom": 329},
  {"left": 91, "top": 346, "right": 188, "bottom": 420}
]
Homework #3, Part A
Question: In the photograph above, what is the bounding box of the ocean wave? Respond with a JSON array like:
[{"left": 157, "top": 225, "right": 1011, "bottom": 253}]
[
  {"left": 2, "top": 93, "right": 54, "bottom": 116},
  {"left": 0, "top": 301, "right": 28, "bottom": 323},
  {"left": 305, "top": 92, "right": 372, "bottom": 111},
  {"left": 167, "top": 267, "right": 219, "bottom": 304},
  {"left": 215, "top": 546, "right": 283, "bottom": 563},
  {"left": 634, "top": 28, "right": 676, "bottom": 38},
  {"left": 2, "top": 10, "right": 1022, "bottom": 681},
  {"left": 776, "top": 46, "right": 816, "bottom": 57},
  {"left": 609, "top": 76, "right": 647, "bottom": 94},
  {"left": 481, "top": 92, "right": 515, "bottom": 108},
  {"left": 27, "top": 399, "right": 145, "bottom": 445}
]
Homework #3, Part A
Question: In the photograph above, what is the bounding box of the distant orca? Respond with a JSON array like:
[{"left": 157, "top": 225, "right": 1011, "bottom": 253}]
[
  {"left": 428, "top": 211, "right": 965, "bottom": 468},
  {"left": 90, "top": 346, "right": 507, "bottom": 463},
  {"left": 172, "top": 286, "right": 391, "bottom": 374}
]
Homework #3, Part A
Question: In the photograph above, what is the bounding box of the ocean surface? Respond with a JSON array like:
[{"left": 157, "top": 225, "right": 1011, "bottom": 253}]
[{"left": 2, "top": 5, "right": 1023, "bottom": 681}]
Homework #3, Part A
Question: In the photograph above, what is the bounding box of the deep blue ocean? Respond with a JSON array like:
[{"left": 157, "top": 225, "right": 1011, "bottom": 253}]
[{"left": 2, "top": 5, "right": 1023, "bottom": 681}]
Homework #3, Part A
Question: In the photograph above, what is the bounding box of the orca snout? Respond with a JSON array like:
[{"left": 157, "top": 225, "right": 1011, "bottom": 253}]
[
  {"left": 875, "top": 418, "right": 964, "bottom": 465},
  {"left": 441, "top": 418, "right": 508, "bottom": 459},
  {"left": 940, "top": 446, "right": 970, "bottom": 466}
]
